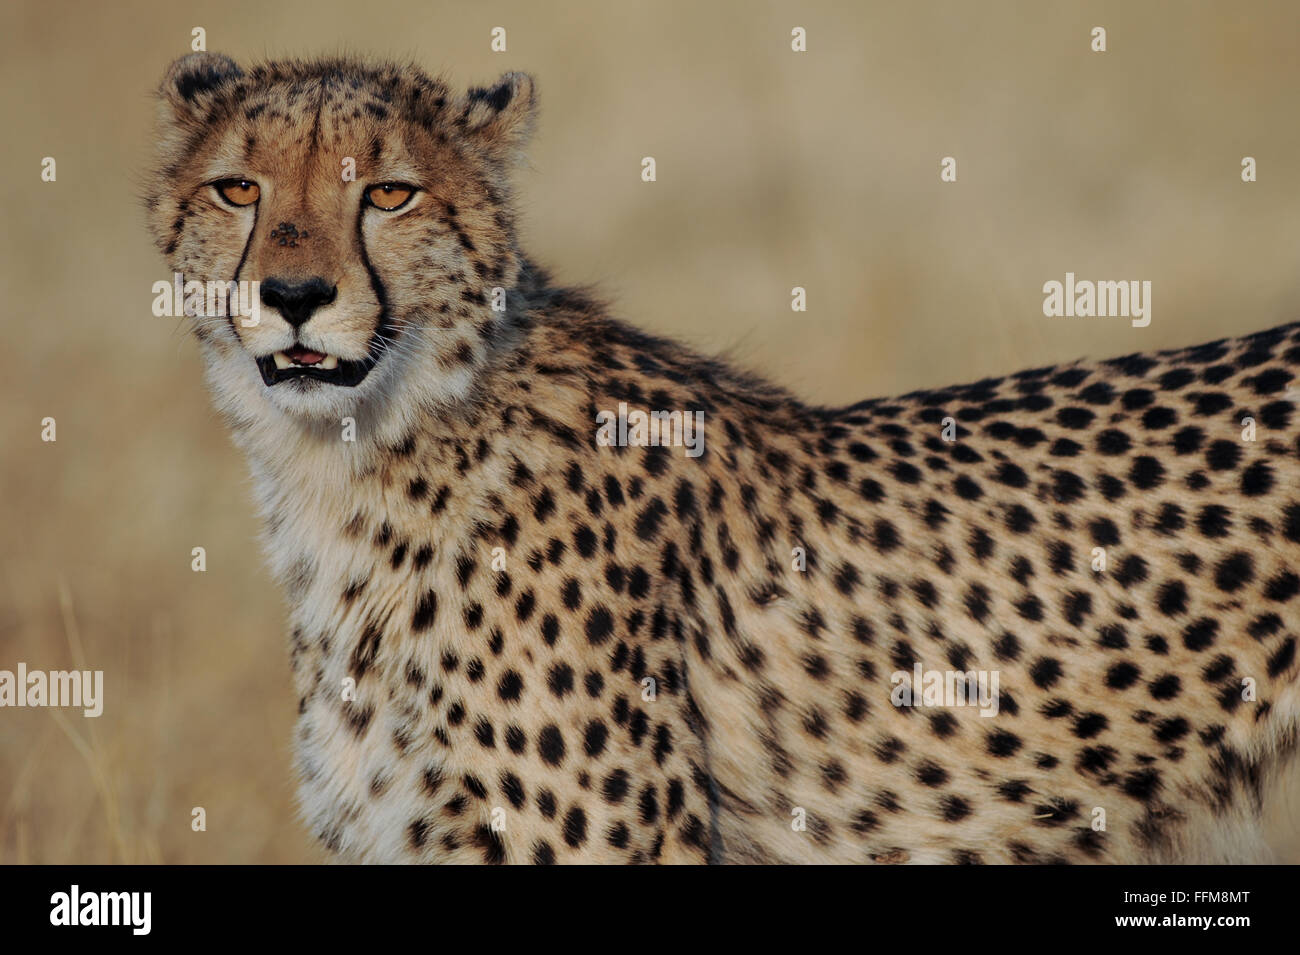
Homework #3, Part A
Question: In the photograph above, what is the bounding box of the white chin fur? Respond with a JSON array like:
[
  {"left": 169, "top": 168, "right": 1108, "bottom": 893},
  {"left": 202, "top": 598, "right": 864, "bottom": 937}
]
[{"left": 200, "top": 323, "right": 481, "bottom": 452}]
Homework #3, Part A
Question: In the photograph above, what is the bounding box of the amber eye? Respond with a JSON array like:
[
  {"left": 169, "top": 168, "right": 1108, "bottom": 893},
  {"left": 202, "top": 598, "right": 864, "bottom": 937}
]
[
  {"left": 366, "top": 183, "right": 416, "bottom": 211},
  {"left": 215, "top": 179, "right": 260, "bottom": 207}
]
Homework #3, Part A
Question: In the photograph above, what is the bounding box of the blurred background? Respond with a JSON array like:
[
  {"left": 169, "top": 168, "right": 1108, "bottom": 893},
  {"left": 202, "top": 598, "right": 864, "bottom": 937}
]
[{"left": 2, "top": 0, "right": 1300, "bottom": 863}]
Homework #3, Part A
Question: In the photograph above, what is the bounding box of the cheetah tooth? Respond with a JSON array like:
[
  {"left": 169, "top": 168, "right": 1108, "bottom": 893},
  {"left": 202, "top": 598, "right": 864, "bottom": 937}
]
[
  {"left": 320, "top": 354, "right": 339, "bottom": 370},
  {"left": 273, "top": 351, "right": 292, "bottom": 369}
]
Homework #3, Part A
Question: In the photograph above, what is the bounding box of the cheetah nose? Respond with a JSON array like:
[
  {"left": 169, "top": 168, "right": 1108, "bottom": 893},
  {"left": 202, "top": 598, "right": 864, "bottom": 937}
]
[{"left": 260, "top": 276, "right": 337, "bottom": 329}]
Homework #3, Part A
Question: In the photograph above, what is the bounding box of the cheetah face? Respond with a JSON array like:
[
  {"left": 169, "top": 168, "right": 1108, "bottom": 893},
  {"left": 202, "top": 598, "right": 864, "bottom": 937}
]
[{"left": 146, "top": 53, "right": 536, "bottom": 421}]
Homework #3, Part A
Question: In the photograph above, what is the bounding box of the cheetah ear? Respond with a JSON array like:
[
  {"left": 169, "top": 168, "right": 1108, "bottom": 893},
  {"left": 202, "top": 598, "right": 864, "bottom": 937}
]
[
  {"left": 458, "top": 72, "right": 537, "bottom": 166},
  {"left": 158, "top": 52, "right": 244, "bottom": 121}
]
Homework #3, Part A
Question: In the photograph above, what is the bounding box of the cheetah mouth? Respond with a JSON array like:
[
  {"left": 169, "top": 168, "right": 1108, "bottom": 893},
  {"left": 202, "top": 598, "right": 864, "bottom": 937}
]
[{"left": 255, "top": 346, "right": 376, "bottom": 387}]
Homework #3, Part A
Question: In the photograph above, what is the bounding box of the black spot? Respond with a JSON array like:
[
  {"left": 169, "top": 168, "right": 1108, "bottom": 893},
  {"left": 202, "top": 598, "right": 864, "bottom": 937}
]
[
  {"left": 891, "top": 460, "right": 922, "bottom": 484},
  {"left": 1030, "top": 657, "right": 1063, "bottom": 689},
  {"left": 540, "top": 613, "right": 560, "bottom": 646},
  {"left": 531, "top": 841, "right": 555, "bottom": 865},
  {"left": 986, "top": 730, "right": 1022, "bottom": 757},
  {"left": 1240, "top": 461, "right": 1274, "bottom": 497},
  {"left": 1141, "top": 406, "right": 1177, "bottom": 430},
  {"left": 1205, "top": 439, "right": 1242, "bottom": 471},
  {"left": 917, "top": 761, "right": 948, "bottom": 787},
  {"left": 994, "top": 632, "right": 1022, "bottom": 661},
  {"left": 1129, "top": 456, "right": 1165, "bottom": 490},
  {"left": 585, "top": 605, "right": 614, "bottom": 645},
  {"left": 833, "top": 563, "right": 861, "bottom": 596},
  {"left": 1095, "top": 430, "right": 1131, "bottom": 455},
  {"left": 1193, "top": 392, "right": 1233, "bottom": 416},
  {"left": 1015, "top": 594, "right": 1044, "bottom": 622},
  {"left": 1057, "top": 407, "right": 1095, "bottom": 429},
  {"left": 1156, "top": 580, "right": 1188, "bottom": 617},
  {"left": 994, "top": 462, "right": 1029, "bottom": 488},
  {"left": 1264, "top": 571, "right": 1300, "bottom": 602},
  {"left": 547, "top": 663, "right": 574, "bottom": 698},
  {"left": 602, "top": 770, "right": 630, "bottom": 803},
  {"left": 635, "top": 498, "right": 668, "bottom": 540},
  {"left": 1260, "top": 400, "right": 1293, "bottom": 428},
  {"left": 638, "top": 786, "right": 660, "bottom": 825},
  {"left": 1098, "top": 624, "right": 1129, "bottom": 649},
  {"left": 1072, "top": 713, "right": 1108, "bottom": 739},
  {"left": 563, "top": 807, "right": 588, "bottom": 848},
  {"left": 573, "top": 525, "right": 598, "bottom": 557},
  {"left": 873, "top": 519, "right": 901, "bottom": 553},
  {"left": 1105, "top": 661, "right": 1140, "bottom": 690},
  {"left": 1076, "top": 746, "right": 1117, "bottom": 775},
  {"left": 1268, "top": 637, "right": 1296, "bottom": 677},
  {"left": 1149, "top": 674, "right": 1181, "bottom": 700},
  {"left": 1153, "top": 503, "right": 1185, "bottom": 535},
  {"left": 538, "top": 725, "right": 565, "bottom": 765},
  {"left": 1172, "top": 426, "right": 1205, "bottom": 454},
  {"left": 1196, "top": 505, "right": 1231, "bottom": 538},
  {"left": 496, "top": 670, "right": 522, "bottom": 701},
  {"left": 1122, "top": 768, "right": 1162, "bottom": 801},
  {"left": 1114, "top": 555, "right": 1149, "bottom": 588},
  {"left": 953, "top": 475, "right": 983, "bottom": 500},
  {"left": 1249, "top": 367, "right": 1291, "bottom": 394},
  {"left": 351, "top": 620, "right": 383, "bottom": 679},
  {"left": 1052, "top": 470, "right": 1086, "bottom": 503},
  {"left": 1182, "top": 617, "right": 1219, "bottom": 651},
  {"left": 1080, "top": 382, "right": 1115, "bottom": 405},
  {"left": 1089, "top": 518, "right": 1120, "bottom": 546},
  {"left": 941, "top": 795, "right": 972, "bottom": 822},
  {"left": 1213, "top": 552, "right": 1255, "bottom": 593},
  {"left": 928, "top": 712, "right": 957, "bottom": 738},
  {"left": 1062, "top": 590, "right": 1092, "bottom": 626},
  {"left": 583, "top": 720, "right": 608, "bottom": 757},
  {"left": 514, "top": 588, "right": 535, "bottom": 623},
  {"left": 997, "top": 779, "right": 1031, "bottom": 802},
  {"left": 407, "top": 818, "right": 429, "bottom": 850},
  {"left": 859, "top": 478, "right": 885, "bottom": 502},
  {"left": 1098, "top": 474, "right": 1126, "bottom": 501},
  {"left": 606, "top": 821, "right": 631, "bottom": 850},
  {"left": 505, "top": 725, "right": 527, "bottom": 753},
  {"left": 1005, "top": 504, "right": 1036, "bottom": 534},
  {"left": 1202, "top": 654, "right": 1235, "bottom": 683},
  {"left": 412, "top": 590, "right": 438, "bottom": 631}
]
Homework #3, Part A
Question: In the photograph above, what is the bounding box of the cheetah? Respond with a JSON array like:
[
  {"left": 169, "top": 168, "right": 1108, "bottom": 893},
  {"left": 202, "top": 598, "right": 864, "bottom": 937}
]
[{"left": 146, "top": 52, "right": 1300, "bottom": 864}]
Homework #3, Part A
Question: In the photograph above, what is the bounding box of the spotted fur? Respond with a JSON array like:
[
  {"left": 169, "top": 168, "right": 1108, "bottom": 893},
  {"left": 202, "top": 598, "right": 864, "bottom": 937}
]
[{"left": 147, "top": 53, "right": 1300, "bottom": 863}]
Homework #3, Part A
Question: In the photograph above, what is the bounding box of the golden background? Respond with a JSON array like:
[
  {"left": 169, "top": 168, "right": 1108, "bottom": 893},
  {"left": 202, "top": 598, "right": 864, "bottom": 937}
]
[{"left": 2, "top": 0, "right": 1299, "bottom": 862}]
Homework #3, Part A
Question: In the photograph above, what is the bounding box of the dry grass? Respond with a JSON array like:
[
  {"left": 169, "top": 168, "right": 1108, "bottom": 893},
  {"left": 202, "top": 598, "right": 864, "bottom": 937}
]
[{"left": 2, "top": 0, "right": 1299, "bottom": 862}]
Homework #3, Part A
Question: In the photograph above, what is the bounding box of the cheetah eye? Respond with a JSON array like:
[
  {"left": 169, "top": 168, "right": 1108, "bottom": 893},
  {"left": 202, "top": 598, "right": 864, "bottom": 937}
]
[
  {"left": 214, "top": 178, "right": 260, "bottom": 207},
  {"left": 366, "top": 183, "right": 416, "bottom": 211}
]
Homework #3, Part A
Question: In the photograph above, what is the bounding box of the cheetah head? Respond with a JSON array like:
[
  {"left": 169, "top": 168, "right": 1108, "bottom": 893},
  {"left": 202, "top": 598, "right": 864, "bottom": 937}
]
[{"left": 146, "top": 53, "right": 536, "bottom": 422}]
